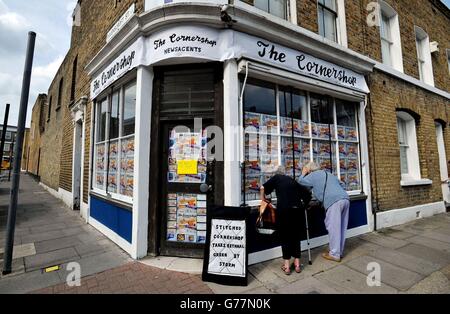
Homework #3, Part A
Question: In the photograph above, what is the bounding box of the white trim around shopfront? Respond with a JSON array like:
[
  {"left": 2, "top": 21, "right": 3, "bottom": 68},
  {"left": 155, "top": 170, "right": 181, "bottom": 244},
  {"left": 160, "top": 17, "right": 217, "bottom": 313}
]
[{"left": 376, "top": 201, "right": 446, "bottom": 230}]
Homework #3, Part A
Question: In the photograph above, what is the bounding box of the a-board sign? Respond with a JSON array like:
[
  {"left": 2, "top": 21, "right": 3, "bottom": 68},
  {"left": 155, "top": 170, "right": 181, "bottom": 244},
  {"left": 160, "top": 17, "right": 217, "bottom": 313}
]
[{"left": 202, "top": 206, "right": 250, "bottom": 286}]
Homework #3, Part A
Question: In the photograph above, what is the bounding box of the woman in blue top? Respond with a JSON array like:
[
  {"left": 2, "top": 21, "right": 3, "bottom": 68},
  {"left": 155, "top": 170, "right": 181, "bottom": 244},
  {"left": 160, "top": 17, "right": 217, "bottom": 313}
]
[{"left": 299, "top": 162, "right": 350, "bottom": 262}]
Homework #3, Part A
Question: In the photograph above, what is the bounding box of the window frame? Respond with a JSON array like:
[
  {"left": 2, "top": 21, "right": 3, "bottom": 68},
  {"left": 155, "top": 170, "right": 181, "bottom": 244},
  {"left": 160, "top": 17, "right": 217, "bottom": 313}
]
[
  {"left": 378, "top": 0, "right": 403, "bottom": 72},
  {"left": 396, "top": 111, "right": 422, "bottom": 183},
  {"left": 235, "top": 0, "right": 297, "bottom": 24},
  {"left": 56, "top": 77, "right": 64, "bottom": 110},
  {"left": 415, "top": 26, "right": 434, "bottom": 86},
  {"left": 317, "top": 0, "right": 338, "bottom": 43},
  {"left": 92, "top": 78, "right": 137, "bottom": 204},
  {"left": 241, "top": 77, "right": 363, "bottom": 206}
]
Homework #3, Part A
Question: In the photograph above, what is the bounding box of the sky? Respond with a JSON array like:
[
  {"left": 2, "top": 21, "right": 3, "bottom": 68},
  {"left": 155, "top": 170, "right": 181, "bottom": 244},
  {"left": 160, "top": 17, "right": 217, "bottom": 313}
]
[
  {"left": 0, "top": 0, "right": 449, "bottom": 128},
  {"left": 0, "top": 0, "right": 76, "bottom": 128}
]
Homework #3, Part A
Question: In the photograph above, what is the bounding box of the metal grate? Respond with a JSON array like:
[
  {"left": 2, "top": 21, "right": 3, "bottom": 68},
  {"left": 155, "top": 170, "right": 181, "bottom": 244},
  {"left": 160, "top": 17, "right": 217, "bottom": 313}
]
[{"left": 160, "top": 68, "right": 215, "bottom": 117}]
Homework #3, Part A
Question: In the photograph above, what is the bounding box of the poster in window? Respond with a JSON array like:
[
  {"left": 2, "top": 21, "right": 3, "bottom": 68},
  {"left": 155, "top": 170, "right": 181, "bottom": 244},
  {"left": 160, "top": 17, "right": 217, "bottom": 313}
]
[
  {"left": 245, "top": 160, "right": 261, "bottom": 176},
  {"left": 340, "top": 173, "right": 348, "bottom": 190},
  {"left": 347, "top": 158, "right": 359, "bottom": 171},
  {"left": 244, "top": 112, "right": 261, "bottom": 131},
  {"left": 261, "top": 114, "right": 278, "bottom": 134},
  {"left": 340, "top": 158, "right": 347, "bottom": 172},
  {"left": 345, "top": 127, "right": 358, "bottom": 141},
  {"left": 339, "top": 143, "right": 347, "bottom": 159},
  {"left": 280, "top": 117, "right": 292, "bottom": 135},
  {"left": 347, "top": 171, "right": 360, "bottom": 191},
  {"left": 317, "top": 141, "right": 332, "bottom": 157},
  {"left": 316, "top": 123, "right": 332, "bottom": 139},
  {"left": 346, "top": 143, "right": 358, "bottom": 158},
  {"left": 311, "top": 122, "right": 318, "bottom": 138},
  {"left": 96, "top": 172, "right": 105, "bottom": 190},
  {"left": 337, "top": 126, "right": 346, "bottom": 140}
]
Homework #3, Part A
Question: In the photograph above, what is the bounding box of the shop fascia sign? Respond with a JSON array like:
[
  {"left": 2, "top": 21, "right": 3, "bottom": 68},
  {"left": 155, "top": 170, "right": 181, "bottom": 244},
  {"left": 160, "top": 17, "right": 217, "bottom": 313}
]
[
  {"left": 106, "top": 3, "right": 135, "bottom": 43},
  {"left": 90, "top": 25, "right": 368, "bottom": 99}
]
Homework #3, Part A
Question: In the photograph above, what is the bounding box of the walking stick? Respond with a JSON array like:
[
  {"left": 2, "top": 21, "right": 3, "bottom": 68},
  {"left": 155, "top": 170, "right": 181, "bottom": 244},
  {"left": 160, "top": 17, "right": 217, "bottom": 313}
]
[{"left": 304, "top": 208, "right": 312, "bottom": 265}]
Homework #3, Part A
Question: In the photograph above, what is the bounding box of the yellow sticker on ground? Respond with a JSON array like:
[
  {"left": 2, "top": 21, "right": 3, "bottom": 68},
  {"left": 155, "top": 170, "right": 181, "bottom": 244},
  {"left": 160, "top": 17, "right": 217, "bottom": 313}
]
[
  {"left": 44, "top": 265, "right": 60, "bottom": 273},
  {"left": 177, "top": 160, "right": 198, "bottom": 175}
]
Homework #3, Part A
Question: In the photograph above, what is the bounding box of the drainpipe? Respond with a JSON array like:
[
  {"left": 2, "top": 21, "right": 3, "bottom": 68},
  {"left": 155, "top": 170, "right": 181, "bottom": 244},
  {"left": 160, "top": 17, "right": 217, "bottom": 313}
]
[{"left": 366, "top": 74, "right": 379, "bottom": 231}]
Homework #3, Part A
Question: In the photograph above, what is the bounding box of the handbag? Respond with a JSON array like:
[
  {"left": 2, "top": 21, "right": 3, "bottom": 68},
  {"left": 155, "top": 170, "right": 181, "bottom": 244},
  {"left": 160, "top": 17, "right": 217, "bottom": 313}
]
[
  {"left": 256, "top": 200, "right": 277, "bottom": 235},
  {"left": 307, "top": 171, "right": 328, "bottom": 211}
]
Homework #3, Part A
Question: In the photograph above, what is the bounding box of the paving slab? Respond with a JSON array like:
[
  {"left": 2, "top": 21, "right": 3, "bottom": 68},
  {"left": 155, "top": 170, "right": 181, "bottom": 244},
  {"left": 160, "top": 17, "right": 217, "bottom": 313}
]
[
  {"left": 398, "top": 243, "right": 450, "bottom": 269},
  {"left": 345, "top": 255, "right": 423, "bottom": 291},
  {"left": 206, "top": 273, "right": 263, "bottom": 294},
  {"left": 359, "top": 233, "right": 409, "bottom": 249},
  {"left": 407, "top": 236, "right": 450, "bottom": 254},
  {"left": 376, "top": 228, "right": 416, "bottom": 240},
  {"left": 166, "top": 257, "right": 203, "bottom": 274},
  {"left": 74, "top": 242, "right": 111, "bottom": 258},
  {"left": 56, "top": 250, "right": 130, "bottom": 282},
  {"left": 314, "top": 265, "right": 398, "bottom": 294},
  {"left": 21, "top": 229, "right": 67, "bottom": 244},
  {"left": 276, "top": 276, "right": 341, "bottom": 294},
  {"left": 34, "top": 236, "right": 83, "bottom": 254},
  {"left": 0, "top": 243, "right": 36, "bottom": 259},
  {"left": 406, "top": 271, "right": 450, "bottom": 294},
  {"left": 369, "top": 247, "right": 441, "bottom": 276},
  {"left": 440, "top": 264, "right": 450, "bottom": 280},
  {"left": 420, "top": 230, "right": 450, "bottom": 244},
  {"left": 0, "top": 269, "right": 63, "bottom": 294},
  {"left": 24, "top": 247, "right": 80, "bottom": 271},
  {"left": 29, "top": 222, "right": 68, "bottom": 234}
]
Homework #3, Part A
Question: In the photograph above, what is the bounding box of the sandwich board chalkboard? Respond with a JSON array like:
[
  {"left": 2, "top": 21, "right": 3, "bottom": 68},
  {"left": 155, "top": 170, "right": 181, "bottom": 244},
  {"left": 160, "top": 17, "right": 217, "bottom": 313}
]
[{"left": 202, "top": 206, "right": 250, "bottom": 286}]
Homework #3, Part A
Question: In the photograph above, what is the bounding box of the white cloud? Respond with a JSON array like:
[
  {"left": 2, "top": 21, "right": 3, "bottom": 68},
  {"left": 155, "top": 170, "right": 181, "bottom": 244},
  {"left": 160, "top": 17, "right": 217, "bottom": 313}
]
[
  {"left": 0, "top": 12, "right": 30, "bottom": 31},
  {"left": 33, "top": 55, "right": 64, "bottom": 79}
]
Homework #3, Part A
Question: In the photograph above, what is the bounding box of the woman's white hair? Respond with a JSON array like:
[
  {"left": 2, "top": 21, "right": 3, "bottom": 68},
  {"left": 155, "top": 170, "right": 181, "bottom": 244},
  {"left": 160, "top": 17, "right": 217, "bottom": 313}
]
[
  {"left": 274, "top": 165, "right": 286, "bottom": 175},
  {"left": 303, "top": 161, "right": 321, "bottom": 173}
]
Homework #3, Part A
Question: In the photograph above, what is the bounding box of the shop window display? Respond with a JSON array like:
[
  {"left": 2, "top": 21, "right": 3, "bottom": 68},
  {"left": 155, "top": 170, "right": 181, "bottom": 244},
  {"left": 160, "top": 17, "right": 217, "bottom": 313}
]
[
  {"left": 93, "top": 80, "right": 136, "bottom": 201},
  {"left": 242, "top": 79, "right": 362, "bottom": 202}
]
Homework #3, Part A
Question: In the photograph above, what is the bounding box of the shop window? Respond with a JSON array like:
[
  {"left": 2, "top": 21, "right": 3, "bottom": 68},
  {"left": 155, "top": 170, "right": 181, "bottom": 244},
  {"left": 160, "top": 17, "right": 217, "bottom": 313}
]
[
  {"left": 415, "top": 26, "right": 434, "bottom": 86},
  {"left": 396, "top": 111, "right": 421, "bottom": 183},
  {"left": 93, "top": 80, "right": 136, "bottom": 201},
  {"left": 242, "top": 79, "right": 362, "bottom": 202},
  {"left": 378, "top": 1, "right": 403, "bottom": 72}
]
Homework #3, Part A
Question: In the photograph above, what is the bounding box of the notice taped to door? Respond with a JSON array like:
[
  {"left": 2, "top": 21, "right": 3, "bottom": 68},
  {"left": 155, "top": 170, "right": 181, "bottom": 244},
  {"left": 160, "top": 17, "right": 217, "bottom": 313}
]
[{"left": 202, "top": 206, "right": 250, "bottom": 286}]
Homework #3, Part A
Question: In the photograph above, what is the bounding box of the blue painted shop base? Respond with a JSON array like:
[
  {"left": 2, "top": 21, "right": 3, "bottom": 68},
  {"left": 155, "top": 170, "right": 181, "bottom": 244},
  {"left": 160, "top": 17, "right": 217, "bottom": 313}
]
[
  {"left": 248, "top": 199, "right": 368, "bottom": 254},
  {"left": 90, "top": 196, "right": 132, "bottom": 243}
]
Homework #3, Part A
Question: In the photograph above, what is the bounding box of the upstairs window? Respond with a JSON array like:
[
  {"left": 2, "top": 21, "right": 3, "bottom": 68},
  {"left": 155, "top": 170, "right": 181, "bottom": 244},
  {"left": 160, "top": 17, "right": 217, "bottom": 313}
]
[
  {"left": 415, "top": 26, "right": 434, "bottom": 86},
  {"left": 396, "top": 110, "right": 422, "bottom": 184},
  {"left": 318, "top": 0, "right": 337, "bottom": 42},
  {"left": 47, "top": 96, "right": 52, "bottom": 121},
  {"left": 379, "top": 1, "right": 403, "bottom": 72},
  {"left": 70, "top": 56, "right": 78, "bottom": 102},
  {"left": 254, "top": 0, "right": 288, "bottom": 20},
  {"left": 57, "top": 78, "right": 64, "bottom": 109}
]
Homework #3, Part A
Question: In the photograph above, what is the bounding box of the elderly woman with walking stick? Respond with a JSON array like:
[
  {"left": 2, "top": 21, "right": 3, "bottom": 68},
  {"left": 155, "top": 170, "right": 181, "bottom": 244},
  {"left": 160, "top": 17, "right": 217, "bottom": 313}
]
[{"left": 299, "top": 162, "right": 350, "bottom": 262}]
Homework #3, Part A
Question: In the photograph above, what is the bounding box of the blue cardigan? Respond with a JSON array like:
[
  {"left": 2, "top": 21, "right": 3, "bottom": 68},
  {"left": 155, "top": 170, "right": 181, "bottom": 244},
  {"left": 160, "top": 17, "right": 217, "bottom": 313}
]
[{"left": 298, "top": 170, "right": 349, "bottom": 210}]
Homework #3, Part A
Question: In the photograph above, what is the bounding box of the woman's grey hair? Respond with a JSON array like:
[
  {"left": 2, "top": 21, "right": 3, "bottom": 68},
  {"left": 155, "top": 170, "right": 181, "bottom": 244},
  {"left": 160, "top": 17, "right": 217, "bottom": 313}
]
[
  {"left": 275, "top": 165, "right": 286, "bottom": 175},
  {"left": 304, "top": 161, "right": 321, "bottom": 173}
]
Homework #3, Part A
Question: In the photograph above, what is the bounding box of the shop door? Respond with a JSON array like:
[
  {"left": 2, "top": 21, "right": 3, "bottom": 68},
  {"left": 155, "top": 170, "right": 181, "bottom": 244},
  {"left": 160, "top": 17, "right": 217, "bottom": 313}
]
[
  {"left": 159, "top": 120, "right": 215, "bottom": 257},
  {"left": 435, "top": 122, "right": 449, "bottom": 203}
]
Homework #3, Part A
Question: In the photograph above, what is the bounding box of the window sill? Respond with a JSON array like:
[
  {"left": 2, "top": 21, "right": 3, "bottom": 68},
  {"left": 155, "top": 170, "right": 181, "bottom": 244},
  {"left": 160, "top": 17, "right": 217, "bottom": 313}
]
[
  {"left": 89, "top": 191, "right": 133, "bottom": 212},
  {"left": 400, "top": 179, "right": 433, "bottom": 187}
]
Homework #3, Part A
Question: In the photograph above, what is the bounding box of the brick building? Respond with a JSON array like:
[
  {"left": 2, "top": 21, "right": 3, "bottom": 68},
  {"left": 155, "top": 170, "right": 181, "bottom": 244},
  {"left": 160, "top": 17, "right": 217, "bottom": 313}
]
[
  {"left": 28, "top": 0, "right": 449, "bottom": 261},
  {"left": 24, "top": 94, "right": 47, "bottom": 176}
]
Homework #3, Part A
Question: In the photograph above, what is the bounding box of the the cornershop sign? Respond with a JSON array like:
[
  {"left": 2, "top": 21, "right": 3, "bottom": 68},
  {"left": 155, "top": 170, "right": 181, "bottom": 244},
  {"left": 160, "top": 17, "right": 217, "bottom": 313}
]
[{"left": 90, "top": 25, "right": 369, "bottom": 99}]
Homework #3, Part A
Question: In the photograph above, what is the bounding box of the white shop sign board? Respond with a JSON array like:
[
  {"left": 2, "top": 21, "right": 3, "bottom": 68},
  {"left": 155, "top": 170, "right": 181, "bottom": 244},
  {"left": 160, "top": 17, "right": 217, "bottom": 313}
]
[
  {"left": 91, "top": 25, "right": 369, "bottom": 99},
  {"left": 207, "top": 219, "right": 246, "bottom": 278},
  {"left": 107, "top": 4, "right": 135, "bottom": 43}
]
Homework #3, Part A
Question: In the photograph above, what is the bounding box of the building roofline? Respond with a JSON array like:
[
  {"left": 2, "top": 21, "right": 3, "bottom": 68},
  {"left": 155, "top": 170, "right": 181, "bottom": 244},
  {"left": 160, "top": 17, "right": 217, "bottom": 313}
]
[{"left": 430, "top": 0, "right": 450, "bottom": 19}]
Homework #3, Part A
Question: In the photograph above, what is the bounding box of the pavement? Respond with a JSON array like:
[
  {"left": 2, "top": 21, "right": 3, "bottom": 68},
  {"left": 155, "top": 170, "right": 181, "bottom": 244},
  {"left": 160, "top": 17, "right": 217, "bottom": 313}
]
[{"left": 1, "top": 173, "right": 450, "bottom": 294}]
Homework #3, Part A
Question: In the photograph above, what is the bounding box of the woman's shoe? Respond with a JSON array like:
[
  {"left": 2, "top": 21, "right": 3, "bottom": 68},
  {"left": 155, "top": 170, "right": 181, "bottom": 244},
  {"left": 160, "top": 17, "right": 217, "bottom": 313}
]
[
  {"left": 281, "top": 265, "right": 291, "bottom": 275},
  {"left": 292, "top": 263, "right": 302, "bottom": 273}
]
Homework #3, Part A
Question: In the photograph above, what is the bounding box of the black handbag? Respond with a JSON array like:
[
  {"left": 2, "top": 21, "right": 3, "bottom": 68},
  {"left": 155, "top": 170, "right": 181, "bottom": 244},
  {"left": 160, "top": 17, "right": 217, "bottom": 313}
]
[{"left": 307, "top": 171, "right": 328, "bottom": 211}]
